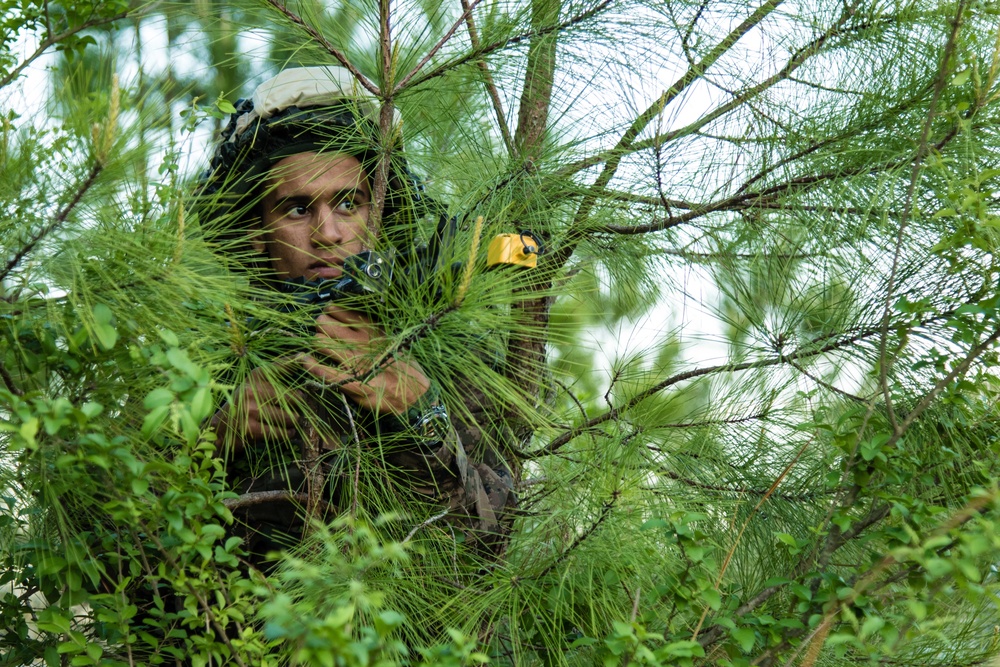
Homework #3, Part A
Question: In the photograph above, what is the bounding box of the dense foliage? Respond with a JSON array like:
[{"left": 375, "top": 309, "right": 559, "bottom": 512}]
[{"left": 4, "top": 0, "right": 1000, "bottom": 665}]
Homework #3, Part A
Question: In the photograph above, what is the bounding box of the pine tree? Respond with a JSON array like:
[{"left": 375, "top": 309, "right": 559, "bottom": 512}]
[{"left": 4, "top": 1, "right": 1000, "bottom": 665}]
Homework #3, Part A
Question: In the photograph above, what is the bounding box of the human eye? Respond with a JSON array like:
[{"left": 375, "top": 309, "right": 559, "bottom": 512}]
[
  {"left": 335, "top": 190, "right": 370, "bottom": 214},
  {"left": 284, "top": 204, "right": 310, "bottom": 219}
]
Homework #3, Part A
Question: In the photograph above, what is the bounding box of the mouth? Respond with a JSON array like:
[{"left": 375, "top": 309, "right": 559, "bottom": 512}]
[{"left": 307, "top": 260, "right": 344, "bottom": 280}]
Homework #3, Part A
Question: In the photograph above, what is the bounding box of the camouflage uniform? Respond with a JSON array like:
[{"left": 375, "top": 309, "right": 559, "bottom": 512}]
[
  {"left": 203, "top": 65, "right": 517, "bottom": 564},
  {"left": 227, "top": 378, "right": 516, "bottom": 564}
]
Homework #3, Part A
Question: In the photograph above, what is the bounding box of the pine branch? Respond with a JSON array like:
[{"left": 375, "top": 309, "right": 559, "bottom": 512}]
[
  {"left": 300, "top": 397, "right": 327, "bottom": 524},
  {"left": 655, "top": 249, "right": 821, "bottom": 261},
  {"left": 557, "top": 58, "right": 933, "bottom": 185},
  {"left": 652, "top": 411, "right": 770, "bottom": 429},
  {"left": 590, "top": 124, "right": 960, "bottom": 235},
  {"left": 533, "top": 298, "right": 984, "bottom": 458},
  {"left": 459, "top": 0, "right": 514, "bottom": 154},
  {"left": 698, "top": 312, "right": 1000, "bottom": 650},
  {"left": 394, "top": 0, "right": 485, "bottom": 92},
  {"left": 877, "top": 0, "right": 968, "bottom": 433},
  {"left": 789, "top": 360, "right": 870, "bottom": 403},
  {"left": 533, "top": 326, "right": 875, "bottom": 457},
  {"left": 644, "top": 471, "right": 841, "bottom": 502},
  {"left": 401, "top": 0, "right": 614, "bottom": 91},
  {"left": 559, "top": 0, "right": 787, "bottom": 262},
  {"left": 0, "top": 162, "right": 102, "bottom": 287},
  {"left": 598, "top": 188, "right": 907, "bottom": 219},
  {"left": 535, "top": 490, "right": 618, "bottom": 579},
  {"left": 261, "top": 0, "right": 379, "bottom": 96}
]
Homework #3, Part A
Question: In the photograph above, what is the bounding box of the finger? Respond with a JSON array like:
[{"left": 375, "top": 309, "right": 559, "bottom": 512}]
[
  {"left": 252, "top": 420, "right": 293, "bottom": 441},
  {"left": 309, "top": 346, "right": 372, "bottom": 375},
  {"left": 257, "top": 404, "right": 300, "bottom": 426},
  {"left": 321, "top": 303, "right": 372, "bottom": 325},
  {"left": 245, "top": 358, "right": 304, "bottom": 392},
  {"left": 314, "top": 317, "right": 367, "bottom": 345},
  {"left": 300, "top": 354, "right": 358, "bottom": 384}
]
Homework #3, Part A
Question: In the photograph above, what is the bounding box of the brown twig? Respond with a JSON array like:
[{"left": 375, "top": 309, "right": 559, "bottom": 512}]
[
  {"left": 368, "top": 0, "right": 395, "bottom": 234},
  {"left": 690, "top": 433, "right": 814, "bottom": 640},
  {"left": 876, "top": 0, "right": 968, "bottom": 434},
  {"left": 654, "top": 410, "right": 770, "bottom": 429},
  {"left": 221, "top": 490, "right": 313, "bottom": 511},
  {"left": 0, "top": 162, "right": 103, "bottom": 286},
  {"left": 560, "top": 0, "right": 786, "bottom": 262},
  {"left": 261, "top": 0, "right": 379, "bottom": 96},
  {"left": 402, "top": 0, "right": 614, "bottom": 91},
  {"left": 300, "top": 399, "right": 326, "bottom": 524},
  {"left": 535, "top": 490, "right": 618, "bottom": 579},
  {"left": 394, "top": 0, "right": 485, "bottom": 92},
  {"left": 0, "top": 361, "right": 24, "bottom": 396},
  {"left": 402, "top": 510, "right": 449, "bottom": 543},
  {"left": 340, "top": 393, "right": 362, "bottom": 520},
  {"left": 459, "top": 0, "right": 514, "bottom": 153}
]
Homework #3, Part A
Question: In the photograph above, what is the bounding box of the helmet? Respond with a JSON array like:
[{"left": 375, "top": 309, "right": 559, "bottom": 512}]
[{"left": 199, "top": 66, "right": 434, "bottom": 255}]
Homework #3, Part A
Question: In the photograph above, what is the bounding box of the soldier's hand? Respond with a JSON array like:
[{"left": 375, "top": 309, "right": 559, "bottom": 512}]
[
  {"left": 211, "top": 366, "right": 303, "bottom": 452},
  {"left": 303, "top": 303, "right": 430, "bottom": 415}
]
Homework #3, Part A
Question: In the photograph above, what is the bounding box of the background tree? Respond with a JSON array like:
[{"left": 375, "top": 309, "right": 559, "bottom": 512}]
[{"left": 4, "top": 0, "right": 1000, "bottom": 665}]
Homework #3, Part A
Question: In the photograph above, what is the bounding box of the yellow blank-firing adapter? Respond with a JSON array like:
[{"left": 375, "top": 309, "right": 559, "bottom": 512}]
[{"left": 487, "top": 233, "right": 539, "bottom": 268}]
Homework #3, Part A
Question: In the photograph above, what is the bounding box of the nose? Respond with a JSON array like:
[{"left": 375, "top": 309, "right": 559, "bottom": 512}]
[{"left": 311, "top": 203, "right": 347, "bottom": 249}]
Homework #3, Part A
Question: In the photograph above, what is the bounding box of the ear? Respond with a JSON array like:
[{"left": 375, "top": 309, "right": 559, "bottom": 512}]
[{"left": 250, "top": 232, "right": 266, "bottom": 255}]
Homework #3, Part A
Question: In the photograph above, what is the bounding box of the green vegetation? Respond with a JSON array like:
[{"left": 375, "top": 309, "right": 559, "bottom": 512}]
[{"left": 4, "top": 0, "right": 1000, "bottom": 665}]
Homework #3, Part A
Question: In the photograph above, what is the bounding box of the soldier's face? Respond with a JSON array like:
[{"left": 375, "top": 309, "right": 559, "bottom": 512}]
[{"left": 254, "top": 151, "right": 372, "bottom": 281}]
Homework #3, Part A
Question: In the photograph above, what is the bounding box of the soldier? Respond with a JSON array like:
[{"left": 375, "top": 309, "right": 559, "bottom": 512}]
[{"left": 200, "top": 66, "right": 515, "bottom": 566}]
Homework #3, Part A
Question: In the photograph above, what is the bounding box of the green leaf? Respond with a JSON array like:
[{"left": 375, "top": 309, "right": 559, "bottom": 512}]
[
  {"left": 158, "top": 329, "right": 180, "bottom": 347},
  {"left": 144, "top": 388, "right": 175, "bottom": 410},
  {"left": 141, "top": 405, "right": 170, "bottom": 438},
  {"left": 731, "top": 627, "right": 756, "bottom": 652},
  {"left": 19, "top": 417, "right": 39, "bottom": 446},
  {"left": 776, "top": 533, "right": 797, "bottom": 546},
  {"left": 924, "top": 558, "right": 953, "bottom": 578},
  {"left": 375, "top": 610, "right": 405, "bottom": 634},
  {"left": 660, "top": 641, "right": 704, "bottom": 658},
  {"left": 951, "top": 69, "right": 970, "bottom": 86},
  {"left": 860, "top": 615, "right": 884, "bottom": 638},
  {"left": 80, "top": 402, "right": 103, "bottom": 419},
  {"left": 189, "top": 386, "right": 213, "bottom": 423},
  {"left": 701, "top": 588, "right": 721, "bottom": 610},
  {"left": 131, "top": 478, "right": 149, "bottom": 496},
  {"left": 91, "top": 303, "right": 118, "bottom": 350}
]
